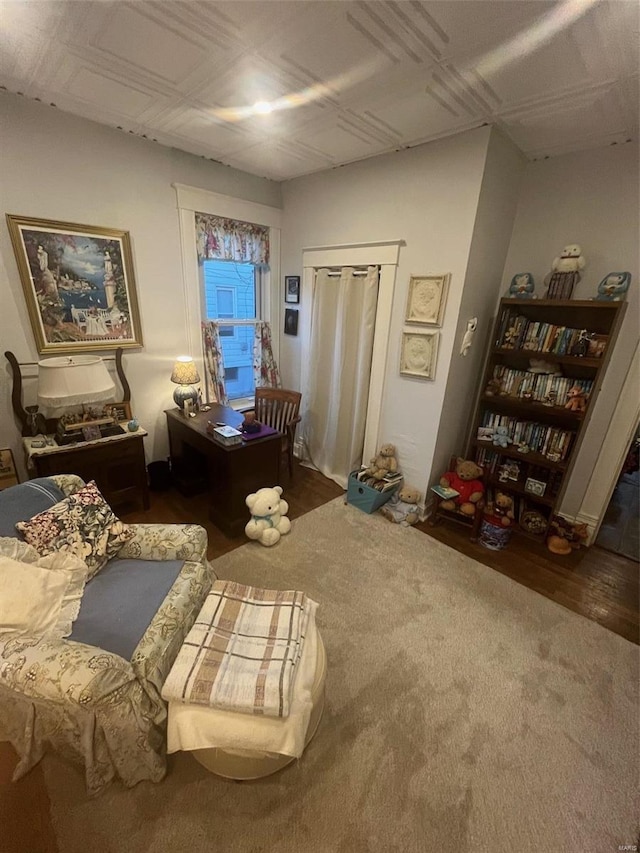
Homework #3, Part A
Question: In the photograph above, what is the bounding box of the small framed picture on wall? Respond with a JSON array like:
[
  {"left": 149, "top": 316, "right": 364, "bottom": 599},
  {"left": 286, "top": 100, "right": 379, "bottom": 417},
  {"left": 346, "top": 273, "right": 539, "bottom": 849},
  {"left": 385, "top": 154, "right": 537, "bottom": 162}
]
[
  {"left": 285, "top": 275, "right": 300, "bottom": 304},
  {"left": 284, "top": 308, "right": 299, "bottom": 336}
]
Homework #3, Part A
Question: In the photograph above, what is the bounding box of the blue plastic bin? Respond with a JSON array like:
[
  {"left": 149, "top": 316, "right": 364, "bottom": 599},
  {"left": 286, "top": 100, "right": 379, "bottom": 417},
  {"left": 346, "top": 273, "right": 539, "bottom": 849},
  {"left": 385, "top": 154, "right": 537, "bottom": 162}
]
[{"left": 346, "top": 472, "right": 398, "bottom": 514}]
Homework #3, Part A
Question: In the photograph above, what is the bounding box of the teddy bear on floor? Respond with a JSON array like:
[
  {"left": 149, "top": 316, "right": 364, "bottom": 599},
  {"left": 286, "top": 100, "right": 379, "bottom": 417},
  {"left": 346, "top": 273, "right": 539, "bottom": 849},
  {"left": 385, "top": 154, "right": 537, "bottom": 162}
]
[
  {"left": 363, "top": 443, "right": 398, "bottom": 481},
  {"left": 379, "top": 484, "right": 422, "bottom": 526},
  {"left": 245, "top": 486, "right": 291, "bottom": 546},
  {"left": 439, "top": 458, "right": 484, "bottom": 516}
]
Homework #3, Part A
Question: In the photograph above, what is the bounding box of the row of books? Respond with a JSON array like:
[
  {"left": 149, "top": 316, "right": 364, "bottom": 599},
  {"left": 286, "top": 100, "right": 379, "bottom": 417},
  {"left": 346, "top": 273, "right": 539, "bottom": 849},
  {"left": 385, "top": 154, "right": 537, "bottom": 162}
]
[
  {"left": 488, "top": 365, "right": 593, "bottom": 406},
  {"left": 496, "top": 309, "right": 603, "bottom": 356},
  {"left": 479, "top": 411, "right": 575, "bottom": 461}
]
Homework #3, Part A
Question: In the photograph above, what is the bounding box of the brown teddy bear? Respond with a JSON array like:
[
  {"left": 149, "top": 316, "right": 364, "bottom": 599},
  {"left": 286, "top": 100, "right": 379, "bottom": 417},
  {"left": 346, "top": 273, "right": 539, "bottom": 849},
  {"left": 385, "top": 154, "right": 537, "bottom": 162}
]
[
  {"left": 439, "top": 458, "right": 484, "bottom": 515},
  {"left": 364, "top": 443, "right": 398, "bottom": 480},
  {"left": 564, "top": 385, "right": 587, "bottom": 413},
  {"left": 486, "top": 491, "right": 515, "bottom": 526},
  {"left": 379, "top": 484, "right": 421, "bottom": 526}
]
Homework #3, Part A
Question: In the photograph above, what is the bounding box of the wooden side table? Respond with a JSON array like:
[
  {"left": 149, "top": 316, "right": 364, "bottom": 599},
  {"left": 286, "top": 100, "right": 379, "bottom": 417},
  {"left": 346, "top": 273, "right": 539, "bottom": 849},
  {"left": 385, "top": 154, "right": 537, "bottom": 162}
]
[{"left": 23, "top": 430, "right": 150, "bottom": 511}]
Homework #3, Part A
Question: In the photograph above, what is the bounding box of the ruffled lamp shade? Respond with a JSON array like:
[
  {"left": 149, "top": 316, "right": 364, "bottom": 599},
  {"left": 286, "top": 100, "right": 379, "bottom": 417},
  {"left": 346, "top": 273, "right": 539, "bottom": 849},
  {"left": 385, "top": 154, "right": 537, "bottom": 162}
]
[
  {"left": 38, "top": 356, "right": 116, "bottom": 418},
  {"left": 171, "top": 356, "right": 200, "bottom": 409}
]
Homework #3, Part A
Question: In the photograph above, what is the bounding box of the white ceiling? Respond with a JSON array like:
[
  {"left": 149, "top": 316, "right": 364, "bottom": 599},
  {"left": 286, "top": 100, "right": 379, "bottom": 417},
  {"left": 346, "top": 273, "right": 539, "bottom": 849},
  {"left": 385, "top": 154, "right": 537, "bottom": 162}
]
[{"left": 1, "top": 0, "right": 638, "bottom": 181}]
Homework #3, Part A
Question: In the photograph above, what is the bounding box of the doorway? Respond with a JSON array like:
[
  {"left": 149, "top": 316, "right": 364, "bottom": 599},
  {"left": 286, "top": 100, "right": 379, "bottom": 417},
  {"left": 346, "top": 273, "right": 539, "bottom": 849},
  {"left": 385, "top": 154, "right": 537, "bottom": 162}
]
[{"left": 596, "top": 423, "right": 640, "bottom": 561}]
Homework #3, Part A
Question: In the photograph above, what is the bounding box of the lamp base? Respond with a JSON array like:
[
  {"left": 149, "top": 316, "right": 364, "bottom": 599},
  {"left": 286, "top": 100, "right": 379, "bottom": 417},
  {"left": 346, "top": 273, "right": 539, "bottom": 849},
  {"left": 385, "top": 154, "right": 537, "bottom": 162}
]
[{"left": 173, "top": 385, "right": 199, "bottom": 410}]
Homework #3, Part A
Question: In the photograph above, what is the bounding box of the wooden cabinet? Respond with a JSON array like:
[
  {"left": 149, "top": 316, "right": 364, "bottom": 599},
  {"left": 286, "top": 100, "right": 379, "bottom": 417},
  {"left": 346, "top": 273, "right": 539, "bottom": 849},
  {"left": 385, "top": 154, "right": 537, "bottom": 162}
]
[
  {"left": 27, "top": 433, "right": 149, "bottom": 511},
  {"left": 465, "top": 298, "right": 625, "bottom": 540}
]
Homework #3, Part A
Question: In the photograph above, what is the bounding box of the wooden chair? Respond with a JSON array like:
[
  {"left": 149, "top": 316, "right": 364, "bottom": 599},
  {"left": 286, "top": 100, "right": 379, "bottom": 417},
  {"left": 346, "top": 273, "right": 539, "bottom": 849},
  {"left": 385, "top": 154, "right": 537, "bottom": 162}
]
[
  {"left": 254, "top": 387, "right": 302, "bottom": 479},
  {"left": 428, "top": 455, "right": 486, "bottom": 542}
]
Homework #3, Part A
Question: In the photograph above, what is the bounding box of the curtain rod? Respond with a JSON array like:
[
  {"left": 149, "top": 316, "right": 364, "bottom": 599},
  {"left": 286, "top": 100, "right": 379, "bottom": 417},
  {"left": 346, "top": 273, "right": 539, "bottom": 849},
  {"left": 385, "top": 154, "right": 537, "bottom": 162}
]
[{"left": 322, "top": 269, "right": 373, "bottom": 277}]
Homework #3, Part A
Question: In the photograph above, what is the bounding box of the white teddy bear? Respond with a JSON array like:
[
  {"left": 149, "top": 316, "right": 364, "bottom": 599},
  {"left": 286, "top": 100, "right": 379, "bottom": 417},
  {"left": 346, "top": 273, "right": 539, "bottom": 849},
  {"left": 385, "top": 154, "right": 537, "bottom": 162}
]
[{"left": 245, "top": 486, "right": 291, "bottom": 547}]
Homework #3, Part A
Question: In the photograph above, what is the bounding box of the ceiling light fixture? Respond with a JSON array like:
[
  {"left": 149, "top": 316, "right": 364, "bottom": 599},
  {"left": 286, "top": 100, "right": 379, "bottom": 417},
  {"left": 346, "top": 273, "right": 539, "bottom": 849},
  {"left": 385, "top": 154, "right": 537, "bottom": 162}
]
[{"left": 253, "top": 101, "right": 273, "bottom": 115}]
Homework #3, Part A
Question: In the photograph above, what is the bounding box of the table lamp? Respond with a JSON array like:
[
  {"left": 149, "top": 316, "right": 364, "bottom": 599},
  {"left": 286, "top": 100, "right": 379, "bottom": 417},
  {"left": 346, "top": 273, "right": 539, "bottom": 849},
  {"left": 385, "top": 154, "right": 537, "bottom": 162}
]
[
  {"left": 38, "top": 355, "right": 116, "bottom": 418},
  {"left": 171, "top": 356, "right": 200, "bottom": 410}
]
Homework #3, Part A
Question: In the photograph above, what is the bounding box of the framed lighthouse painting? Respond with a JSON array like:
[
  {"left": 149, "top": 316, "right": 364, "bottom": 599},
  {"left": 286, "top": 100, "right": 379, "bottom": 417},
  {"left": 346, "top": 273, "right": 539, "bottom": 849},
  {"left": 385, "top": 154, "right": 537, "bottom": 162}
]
[{"left": 6, "top": 214, "right": 143, "bottom": 354}]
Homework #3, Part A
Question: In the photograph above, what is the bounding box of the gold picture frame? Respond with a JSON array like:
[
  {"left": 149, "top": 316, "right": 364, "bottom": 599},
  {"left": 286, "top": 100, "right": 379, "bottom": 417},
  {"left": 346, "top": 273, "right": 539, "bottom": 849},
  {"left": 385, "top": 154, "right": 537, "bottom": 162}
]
[
  {"left": 405, "top": 274, "right": 450, "bottom": 327},
  {"left": 105, "top": 401, "right": 132, "bottom": 423},
  {"left": 6, "top": 214, "right": 143, "bottom": 354},
  {"left": 400, "top": 330, "right": 439, "bottom": 380}
]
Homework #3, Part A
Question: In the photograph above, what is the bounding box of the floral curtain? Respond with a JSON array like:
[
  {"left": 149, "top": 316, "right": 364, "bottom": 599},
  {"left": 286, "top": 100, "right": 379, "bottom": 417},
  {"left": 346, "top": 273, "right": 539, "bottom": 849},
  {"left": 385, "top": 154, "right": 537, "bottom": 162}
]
[
  {"left": 195, "top": 213, "right": 269, "bottom": 265},
  {"left": 253, "top": 321, "right": 281, "bottom": 389},
  {"left": 202, "top": 322, "right": 228, "bottom": 405}
]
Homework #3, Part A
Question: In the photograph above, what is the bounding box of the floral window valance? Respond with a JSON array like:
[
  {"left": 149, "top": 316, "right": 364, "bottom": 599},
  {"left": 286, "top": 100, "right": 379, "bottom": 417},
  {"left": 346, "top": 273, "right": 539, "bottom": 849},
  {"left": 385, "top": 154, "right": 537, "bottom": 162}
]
[{"left": 195, "top": 213, "right": 270, "bottom": 265}]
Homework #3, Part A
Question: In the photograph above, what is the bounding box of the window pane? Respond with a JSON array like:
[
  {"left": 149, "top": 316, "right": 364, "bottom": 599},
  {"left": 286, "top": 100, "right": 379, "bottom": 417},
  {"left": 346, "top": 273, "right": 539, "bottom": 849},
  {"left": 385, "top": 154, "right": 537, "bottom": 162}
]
[{"left": 203, "top": 259, "right": 258, "bottom": 400}]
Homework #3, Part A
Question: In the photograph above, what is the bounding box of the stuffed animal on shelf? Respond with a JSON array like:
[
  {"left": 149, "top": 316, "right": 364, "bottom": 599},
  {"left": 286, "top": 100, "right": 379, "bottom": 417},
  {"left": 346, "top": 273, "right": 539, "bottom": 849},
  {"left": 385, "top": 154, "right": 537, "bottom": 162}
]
[
  {"left": 595, "top": 271, "right": 631, "bottom": 302},
  {"left": 379, "top": 484, "right": 422, "bottom": 527},
  {"left": 492, "top": 425, "right": 512, "bottom": 448},
  {"left": 485, "top": 491, "right": 515, "bottom": 527},
  {"left": 508, "top": 273, "right": 536, "bottom": 299},
  {"left": 363, "top": 443, "right": 398, "bottom": 481},
  {"left": 564, "top": 385, "right": 587, "bottom": 413},
  {"left": 485, "top": 377, "right": 503, "bottom": 396},
  {"left": 548, "top": 516, "right": 589, "bottom": 553},
  {"left": 544, "top": 244, "right": 586, "bottom": 299},
  {"left": 439, "top": 458, "right": 484, "bottom": 516},
  {"left": 245, "top": 486, "right": 291, "bottom": 546}
]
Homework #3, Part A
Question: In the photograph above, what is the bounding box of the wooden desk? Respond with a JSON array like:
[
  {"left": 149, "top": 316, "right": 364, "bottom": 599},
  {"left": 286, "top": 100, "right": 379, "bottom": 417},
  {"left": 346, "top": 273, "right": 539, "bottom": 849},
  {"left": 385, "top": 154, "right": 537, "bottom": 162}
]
[
  {"left": 165, "top": 405, "right": 281, "bottom": 537},
  {"left": 24, "top": 429, "right": 150, "bottom": 511}
]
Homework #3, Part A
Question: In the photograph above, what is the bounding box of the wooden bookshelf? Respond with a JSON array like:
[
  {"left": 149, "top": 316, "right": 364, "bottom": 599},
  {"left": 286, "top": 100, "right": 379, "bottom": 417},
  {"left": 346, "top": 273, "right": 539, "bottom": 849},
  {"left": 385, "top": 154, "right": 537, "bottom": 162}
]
[{"left": 466, "top": 297, "right": 626, "bottom": 540}]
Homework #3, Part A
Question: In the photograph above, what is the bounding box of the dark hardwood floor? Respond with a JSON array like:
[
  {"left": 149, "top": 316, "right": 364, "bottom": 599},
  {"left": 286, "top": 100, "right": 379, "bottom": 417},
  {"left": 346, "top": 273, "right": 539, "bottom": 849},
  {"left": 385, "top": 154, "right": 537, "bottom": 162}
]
[
  {"left": 419, "top": 517, "right": 639, "bottom": 645},
  {"left": 2, "top": 461, "right": 636, "bottom": 853},
  {"left": 120, "top": 461, "right": 344, "bottom": 560}
]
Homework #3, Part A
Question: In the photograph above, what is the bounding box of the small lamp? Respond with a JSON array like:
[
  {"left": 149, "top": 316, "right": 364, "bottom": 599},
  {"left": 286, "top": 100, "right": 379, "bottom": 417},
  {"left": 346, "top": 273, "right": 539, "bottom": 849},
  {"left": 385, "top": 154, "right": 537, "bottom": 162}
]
[
  {"left": 170, "top": 356, "right": 200, "bottom": 410},
  {"left": 38, "top": 355, "right": 116, "bottom": 418}
]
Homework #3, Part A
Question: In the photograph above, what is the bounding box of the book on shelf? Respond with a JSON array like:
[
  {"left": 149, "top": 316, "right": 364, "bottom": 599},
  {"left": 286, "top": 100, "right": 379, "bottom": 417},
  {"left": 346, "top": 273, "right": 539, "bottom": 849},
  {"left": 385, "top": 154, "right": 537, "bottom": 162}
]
[
  {"left": 479, "top": 410, "right": 574, "bottom": 461},
  {"left": 496, "top": 307, "right": 605, "bottom": 358},
  {"left": 431, "top": 484, "right": 460, "bottom": 500}
]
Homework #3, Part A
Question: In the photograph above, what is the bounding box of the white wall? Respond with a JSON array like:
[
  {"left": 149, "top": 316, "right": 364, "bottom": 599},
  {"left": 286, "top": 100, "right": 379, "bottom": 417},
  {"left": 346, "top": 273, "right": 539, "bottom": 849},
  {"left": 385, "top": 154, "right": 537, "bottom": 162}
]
[
  {"left": 280, "top": 127, "right": 492, "bottom": 494},
  {"left": 0, "top": 93, "right": 281, "bottom": 477},
  {"left": 431, "top": 129, "right": 525, "bottom": 481},
  {"left": 500, "top": 143, "right": 640, "bottom": 516}
]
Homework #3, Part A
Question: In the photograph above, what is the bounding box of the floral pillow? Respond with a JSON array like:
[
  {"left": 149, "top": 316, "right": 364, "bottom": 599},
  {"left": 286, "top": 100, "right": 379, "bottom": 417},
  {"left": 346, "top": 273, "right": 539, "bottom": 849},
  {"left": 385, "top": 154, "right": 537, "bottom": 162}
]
[{"left": 15, "top": 480, "right": 133, "bottom": 580}]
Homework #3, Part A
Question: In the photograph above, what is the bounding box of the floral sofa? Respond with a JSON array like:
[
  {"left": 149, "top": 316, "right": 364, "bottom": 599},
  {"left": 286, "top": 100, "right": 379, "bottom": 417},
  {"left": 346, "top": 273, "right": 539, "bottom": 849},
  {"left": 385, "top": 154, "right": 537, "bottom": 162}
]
[{"left": 0, "top": 474, "right": 213, "bottom": 795}]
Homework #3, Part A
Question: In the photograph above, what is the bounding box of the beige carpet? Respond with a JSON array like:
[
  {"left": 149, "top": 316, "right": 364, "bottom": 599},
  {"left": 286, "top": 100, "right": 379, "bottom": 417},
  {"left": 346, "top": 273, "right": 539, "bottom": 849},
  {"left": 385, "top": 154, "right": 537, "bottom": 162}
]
[{"left": 45, "top": 498, "right": 638, "bottom": 853}]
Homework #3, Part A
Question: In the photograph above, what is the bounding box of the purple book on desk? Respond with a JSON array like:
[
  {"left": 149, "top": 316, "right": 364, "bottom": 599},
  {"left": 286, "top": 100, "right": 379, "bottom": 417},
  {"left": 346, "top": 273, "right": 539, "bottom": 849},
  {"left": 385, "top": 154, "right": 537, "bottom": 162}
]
[{"left": 241, "top": 424, "right": 280, "bottom": 441}]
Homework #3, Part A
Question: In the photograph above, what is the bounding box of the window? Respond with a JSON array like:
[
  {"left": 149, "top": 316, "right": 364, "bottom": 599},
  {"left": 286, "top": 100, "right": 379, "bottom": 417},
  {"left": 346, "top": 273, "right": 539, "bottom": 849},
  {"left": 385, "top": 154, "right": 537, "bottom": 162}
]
[{"left": 203, "top": 259, "right": 260, "bottom": 401}]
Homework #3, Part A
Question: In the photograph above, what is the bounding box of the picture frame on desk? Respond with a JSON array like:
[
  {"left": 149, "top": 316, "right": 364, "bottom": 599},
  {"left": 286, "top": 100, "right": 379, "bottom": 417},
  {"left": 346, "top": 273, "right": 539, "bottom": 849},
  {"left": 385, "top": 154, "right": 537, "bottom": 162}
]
[{"left": 106, "top": 402, "right": 132, "bottom": 423}]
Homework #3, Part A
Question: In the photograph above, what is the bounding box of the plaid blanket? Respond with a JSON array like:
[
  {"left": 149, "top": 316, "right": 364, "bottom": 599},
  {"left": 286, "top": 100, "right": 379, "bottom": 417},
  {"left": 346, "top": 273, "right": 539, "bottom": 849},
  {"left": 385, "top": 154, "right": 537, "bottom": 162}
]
[{"left": 162, "top": 580, "right": 317, "bottom": 718}]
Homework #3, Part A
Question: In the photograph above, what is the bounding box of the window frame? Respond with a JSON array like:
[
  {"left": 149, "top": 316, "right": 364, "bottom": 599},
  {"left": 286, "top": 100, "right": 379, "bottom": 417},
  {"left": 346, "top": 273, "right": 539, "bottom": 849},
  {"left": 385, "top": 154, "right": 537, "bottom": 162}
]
[{"left": 174, "top": 184, "right": 281, "bottom": 411}]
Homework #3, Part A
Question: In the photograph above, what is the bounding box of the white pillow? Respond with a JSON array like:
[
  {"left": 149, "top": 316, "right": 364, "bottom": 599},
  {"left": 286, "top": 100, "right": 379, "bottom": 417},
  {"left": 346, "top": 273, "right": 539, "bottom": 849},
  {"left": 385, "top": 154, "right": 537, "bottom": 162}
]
[{"left": 0, "top": 546, "right": 88, "bottom": 640}]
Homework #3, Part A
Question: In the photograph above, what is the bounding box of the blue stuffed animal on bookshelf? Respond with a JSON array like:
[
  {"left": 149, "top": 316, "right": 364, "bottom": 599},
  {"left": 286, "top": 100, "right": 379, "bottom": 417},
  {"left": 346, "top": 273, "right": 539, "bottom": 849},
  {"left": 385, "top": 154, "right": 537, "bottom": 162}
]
[
  {"left": 492, "top": 425, "right": 512, "bottom": 448},
  {"left": 595, "top": 271, "right": 631, "bottom": 302},
  {"left": 507, "top": 272, "right": 536, "bottom": 299}
]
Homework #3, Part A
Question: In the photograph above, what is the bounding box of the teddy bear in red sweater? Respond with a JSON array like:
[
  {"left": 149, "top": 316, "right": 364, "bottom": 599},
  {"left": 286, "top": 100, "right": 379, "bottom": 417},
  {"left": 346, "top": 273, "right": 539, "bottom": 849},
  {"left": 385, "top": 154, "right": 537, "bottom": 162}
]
[{"left": 439, "top": 458, "right": 484, "bottom": 516}]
